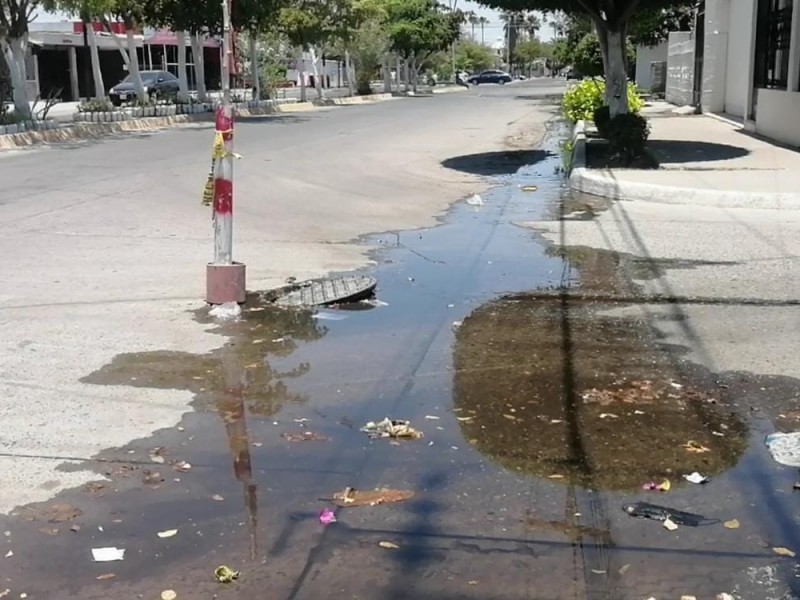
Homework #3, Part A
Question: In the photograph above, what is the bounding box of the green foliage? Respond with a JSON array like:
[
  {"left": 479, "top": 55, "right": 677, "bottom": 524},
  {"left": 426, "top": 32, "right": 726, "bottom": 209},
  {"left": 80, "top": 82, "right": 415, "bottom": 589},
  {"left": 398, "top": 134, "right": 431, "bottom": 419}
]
[
  {"left": 562, "top": 79, "right": 605, "bottom": 123},
  {"left": 628, "top": 3, "right": 695, "bottom": 47},
  {"left": 606, "top": 112, "right": 651, "bottom": 165},
  {"left": 512, "top": 39, "right": 542, "bottom": 69},
  {"left": 562, "top": 79, "right": 643, "bottom": 123},
  {"left": 572, "top": 33, "right": 635, "bottom": 78},
  {"left": 383, "top": 0, "right": 462, "bottom": 60},
  {"left": 77, "top": 99, "right": 114, "bottom": 112},
  {"left": 592, "top": 104, "right": 610, "bottom": 137},
  {"left": 454, "top": 39, "right": 497, "bottom": 73}
]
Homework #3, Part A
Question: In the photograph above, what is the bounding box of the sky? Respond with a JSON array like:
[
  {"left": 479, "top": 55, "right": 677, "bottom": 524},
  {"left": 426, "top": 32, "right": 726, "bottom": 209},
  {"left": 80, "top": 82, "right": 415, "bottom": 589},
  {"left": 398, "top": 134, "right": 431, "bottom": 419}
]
[{"left": 35, "top": 2, "right": 554, "bottom": 43}]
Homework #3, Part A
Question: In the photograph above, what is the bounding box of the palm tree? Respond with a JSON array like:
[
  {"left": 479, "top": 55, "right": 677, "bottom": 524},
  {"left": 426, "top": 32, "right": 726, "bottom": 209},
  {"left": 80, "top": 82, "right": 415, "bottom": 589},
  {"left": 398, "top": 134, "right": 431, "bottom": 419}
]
[
  {"left": 467, "top": 11, "right": 479, "bottom": 40},
  {"left": 525, "top": 13, "right": 541, "bottom": 41},
  {"left": 500, "top": 11, "right": 524, "bottom": 68},
  {"left": 478, "top": 16, "right": 489, "bottom": 45}
]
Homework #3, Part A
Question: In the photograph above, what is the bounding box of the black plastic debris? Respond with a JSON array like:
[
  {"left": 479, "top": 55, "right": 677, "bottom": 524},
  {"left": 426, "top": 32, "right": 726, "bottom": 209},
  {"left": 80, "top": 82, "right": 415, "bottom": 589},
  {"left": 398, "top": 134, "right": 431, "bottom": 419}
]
[{"left": 622, "top": 502, "right": 708, "bottom": 527}]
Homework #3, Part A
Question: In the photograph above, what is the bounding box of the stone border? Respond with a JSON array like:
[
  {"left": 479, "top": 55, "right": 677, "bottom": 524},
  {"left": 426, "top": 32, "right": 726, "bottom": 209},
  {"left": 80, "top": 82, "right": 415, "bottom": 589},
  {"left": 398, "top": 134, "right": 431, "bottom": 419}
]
[
  {"left": 568, "top": 120, "right": 800, "bottom": 210},
  {"left": 0, "top": 98, "right": 304, "bottom": 150}
]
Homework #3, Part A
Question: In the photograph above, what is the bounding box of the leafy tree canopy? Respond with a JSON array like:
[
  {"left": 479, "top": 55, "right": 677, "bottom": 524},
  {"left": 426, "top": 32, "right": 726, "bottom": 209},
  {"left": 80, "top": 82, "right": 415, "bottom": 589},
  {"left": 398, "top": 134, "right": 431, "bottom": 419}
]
[
  {"left": 477, "top": 0, "right": 688, "bottom": 31},
  {"left": 628, "top": 3, "right": 694, "bottom": 46},
  {"left": 572, "top": 32, "right": 634, "bottom": 76},
  {"left": 382, "top": 0, "right": 462, "bottom": 59}
]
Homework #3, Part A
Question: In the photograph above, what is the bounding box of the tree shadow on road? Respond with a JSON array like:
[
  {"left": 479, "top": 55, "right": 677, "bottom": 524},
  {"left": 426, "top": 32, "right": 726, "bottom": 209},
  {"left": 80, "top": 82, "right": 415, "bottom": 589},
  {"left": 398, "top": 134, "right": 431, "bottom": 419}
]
[
  {"left": 442, "top": 149, "right": 551, "bottom": 177},
  {"left": 647, "top": 140, "right": 750, "bottom": 164}
]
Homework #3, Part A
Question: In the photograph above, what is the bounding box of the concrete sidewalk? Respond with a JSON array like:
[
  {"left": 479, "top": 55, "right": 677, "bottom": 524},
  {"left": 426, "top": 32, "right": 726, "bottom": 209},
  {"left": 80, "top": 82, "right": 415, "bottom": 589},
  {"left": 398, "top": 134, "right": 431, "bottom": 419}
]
[{"left": 570, "top": 114, "right": 800, "bottom": 208}]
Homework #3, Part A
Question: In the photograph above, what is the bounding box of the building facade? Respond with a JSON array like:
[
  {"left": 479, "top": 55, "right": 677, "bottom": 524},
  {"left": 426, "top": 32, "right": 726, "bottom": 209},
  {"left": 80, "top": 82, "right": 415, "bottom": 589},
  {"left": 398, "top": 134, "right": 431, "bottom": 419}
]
[{"left": 667, "top": 0, "right": 800, "bottom": 147}]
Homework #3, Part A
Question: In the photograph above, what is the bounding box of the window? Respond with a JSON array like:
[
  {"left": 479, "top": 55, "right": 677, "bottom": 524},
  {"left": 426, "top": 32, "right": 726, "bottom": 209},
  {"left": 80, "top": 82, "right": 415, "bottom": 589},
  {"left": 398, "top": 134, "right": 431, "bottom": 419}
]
[{"left": 754, "top": 0, "right": 794, "bottom": 89}]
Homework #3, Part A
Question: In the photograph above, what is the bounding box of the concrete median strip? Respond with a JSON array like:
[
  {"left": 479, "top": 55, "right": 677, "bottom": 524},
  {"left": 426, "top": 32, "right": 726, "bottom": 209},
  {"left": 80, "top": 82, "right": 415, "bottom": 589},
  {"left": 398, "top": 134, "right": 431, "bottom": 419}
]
[
  {"left": 0, "top": 93, "right": 400, "bottom": 150},
  {"left": 0, "top": 113, "right": 212, "bottom": 150}
]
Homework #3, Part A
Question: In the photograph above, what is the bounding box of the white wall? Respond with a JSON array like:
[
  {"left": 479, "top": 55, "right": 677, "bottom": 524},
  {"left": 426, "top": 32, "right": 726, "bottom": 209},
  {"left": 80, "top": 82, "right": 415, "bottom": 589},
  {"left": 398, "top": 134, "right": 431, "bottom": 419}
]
[
  {"left": 724, "top": 0, "right": 755, "bottom": 117},
  {"left": 635, "top": 42, "right": 668, "bottom": 91},
  {"left": 701, "top": 0, "right": 730, "bottom": 113},
  {"left": 666, "top": 32, "right": 695, "bottom": 105},
  {"left": 755, "top": 89, "right": 800, "bottom": 147}
]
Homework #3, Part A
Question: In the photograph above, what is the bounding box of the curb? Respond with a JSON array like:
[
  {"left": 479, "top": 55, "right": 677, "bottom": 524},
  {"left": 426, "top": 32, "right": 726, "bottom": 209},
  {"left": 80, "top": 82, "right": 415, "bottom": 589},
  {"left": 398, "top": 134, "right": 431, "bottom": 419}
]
[
  {"left": 432, "top": 86, "right": 469, "bottom": 94},
  {"left": 568, "top": 121, "right": 800, "bottom": 210},
  {"left": 0, "top": 113, "right": 211, "bottom": 150},
  {"left": 237, "top": 102, "right": 317, "bottom": 116},
  {"left": 312, "top": 93, "right": 394, "bottom": 107}
]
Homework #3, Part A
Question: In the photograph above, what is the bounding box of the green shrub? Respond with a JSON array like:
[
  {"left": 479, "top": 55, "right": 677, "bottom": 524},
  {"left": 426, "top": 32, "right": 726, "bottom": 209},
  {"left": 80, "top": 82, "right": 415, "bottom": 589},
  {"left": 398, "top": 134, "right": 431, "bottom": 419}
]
[
  {"left": 593, "top": 105, "right": 610, "bottom": 137},
  {"left": 606, "top": 113, "right": 651, "bottom": 166},
  {"left": 77, "top": 99, "right": 114, "bottom": 113},
  {"left": 562, "top": 79, "right": 604, "bottom": 123},
  {"left": 562, "top": 79, "right": 644, "bottom": 123}
]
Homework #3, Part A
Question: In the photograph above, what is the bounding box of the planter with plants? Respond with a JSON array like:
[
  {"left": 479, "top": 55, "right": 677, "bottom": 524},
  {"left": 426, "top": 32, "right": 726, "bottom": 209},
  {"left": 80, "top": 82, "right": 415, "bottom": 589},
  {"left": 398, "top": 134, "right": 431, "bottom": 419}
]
[{"left": 562, "top": 79, "right": 655, "bottom": 169}]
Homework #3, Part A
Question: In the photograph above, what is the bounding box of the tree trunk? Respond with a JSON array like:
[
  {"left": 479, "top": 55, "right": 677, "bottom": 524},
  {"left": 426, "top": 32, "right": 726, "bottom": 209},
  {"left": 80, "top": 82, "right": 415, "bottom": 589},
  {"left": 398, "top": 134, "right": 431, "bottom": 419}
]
[
  {"left": 125, "top": 30, "right": 146, "bottom": 101},
  {"left": 345, "top": 49, "right": 354, "bottom": 96},
  {"left": 382, "top": 57, "right": 392, "bottom": 93},
  {"left": 403, "top": 58, "right": 410, "bottom": 92},
  {"left": 297, "top": 48, "right": 306, "bottom": 103},
  {"left": 177, "top": 31, "right": 189, "bottom": 102},
  {"left": 597, "top": 24, "right": 628, "bottom": 116},
  {"left": 411, "top": 53, "right": 418, "bottom": 93},
  {"left": 395, "top": 54, "right": 402, "bottom": 92},
  {"left": 309, "top": 45, "right": 323, "bottom": 100},
  {"left": 87, "top": 26, "right": 105, "bottom": 100},
  {"left": 249, "top": 35, "right": 260, "bottom": 100},
  {"left": 191, "top": 34, "right": 208, "bottom": 102},
  {"left": 2, "top": 36, "right": 31, "bottom": 119}
]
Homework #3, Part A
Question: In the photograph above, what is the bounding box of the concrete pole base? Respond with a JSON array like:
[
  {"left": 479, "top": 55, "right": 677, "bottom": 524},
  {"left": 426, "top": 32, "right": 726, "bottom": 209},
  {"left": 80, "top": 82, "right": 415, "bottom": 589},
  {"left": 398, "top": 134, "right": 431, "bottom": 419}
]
[{"left": 206, "top": 262, "right": 246, "bottom": 304}]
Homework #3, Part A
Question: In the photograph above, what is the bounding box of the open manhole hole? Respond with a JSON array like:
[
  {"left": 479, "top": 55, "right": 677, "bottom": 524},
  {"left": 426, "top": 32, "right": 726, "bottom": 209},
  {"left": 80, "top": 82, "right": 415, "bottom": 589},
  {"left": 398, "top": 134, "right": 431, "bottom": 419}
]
[{"left": 272, "top": 275, "right": 378, "bottom": 308}]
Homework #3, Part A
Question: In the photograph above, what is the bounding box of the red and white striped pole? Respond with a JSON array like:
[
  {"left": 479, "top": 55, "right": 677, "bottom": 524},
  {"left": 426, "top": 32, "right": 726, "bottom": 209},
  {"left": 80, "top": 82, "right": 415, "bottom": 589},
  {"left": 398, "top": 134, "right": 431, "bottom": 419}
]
[{"left": 206, "top": 0, "right": 246, "bottom": 305}]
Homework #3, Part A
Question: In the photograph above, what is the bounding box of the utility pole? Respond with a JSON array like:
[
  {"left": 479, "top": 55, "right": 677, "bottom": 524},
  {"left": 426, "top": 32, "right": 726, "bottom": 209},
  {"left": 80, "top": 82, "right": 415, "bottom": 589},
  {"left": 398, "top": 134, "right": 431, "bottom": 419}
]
[{"left": 207, "top": 0, "right": 246, "bottom": 305}]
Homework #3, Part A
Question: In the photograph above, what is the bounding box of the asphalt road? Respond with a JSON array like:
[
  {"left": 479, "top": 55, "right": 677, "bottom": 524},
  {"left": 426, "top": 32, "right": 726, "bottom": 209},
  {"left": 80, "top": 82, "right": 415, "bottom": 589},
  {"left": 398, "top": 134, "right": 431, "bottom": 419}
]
[
  {"left": 2, "top": 78, "right": 798, "bottom": 600},
  {"left": 0, "top": 80, "right": 563, "bottom": 511}
]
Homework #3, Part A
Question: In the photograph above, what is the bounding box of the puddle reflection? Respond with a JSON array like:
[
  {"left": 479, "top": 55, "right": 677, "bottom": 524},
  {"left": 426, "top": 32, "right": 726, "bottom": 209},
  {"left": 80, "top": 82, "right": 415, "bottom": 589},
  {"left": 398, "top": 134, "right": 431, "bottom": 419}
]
[{"left": 453, "top": 248, "right": 748, "bottom": 490}]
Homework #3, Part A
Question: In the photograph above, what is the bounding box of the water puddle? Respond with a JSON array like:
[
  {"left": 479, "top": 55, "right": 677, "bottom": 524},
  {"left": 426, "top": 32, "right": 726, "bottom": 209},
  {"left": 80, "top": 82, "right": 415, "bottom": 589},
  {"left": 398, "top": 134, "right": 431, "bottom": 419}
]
[{"left": 4, "top": 118, "right": 800, "bottom": 599}]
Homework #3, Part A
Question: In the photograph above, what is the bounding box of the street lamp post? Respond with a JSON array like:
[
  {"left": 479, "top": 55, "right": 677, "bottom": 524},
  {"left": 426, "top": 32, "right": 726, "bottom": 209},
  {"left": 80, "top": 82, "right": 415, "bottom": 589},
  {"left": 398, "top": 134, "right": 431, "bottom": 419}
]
[{"left": 206, "top": 0, "right": 246, "bottom": 305}]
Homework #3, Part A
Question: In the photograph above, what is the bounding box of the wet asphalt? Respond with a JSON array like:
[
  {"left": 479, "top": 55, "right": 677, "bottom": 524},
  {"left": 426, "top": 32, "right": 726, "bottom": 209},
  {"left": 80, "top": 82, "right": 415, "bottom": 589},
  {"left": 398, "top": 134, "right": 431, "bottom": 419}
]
[{"left": 3, "top": 99, "right": 800, "bottom": 600}]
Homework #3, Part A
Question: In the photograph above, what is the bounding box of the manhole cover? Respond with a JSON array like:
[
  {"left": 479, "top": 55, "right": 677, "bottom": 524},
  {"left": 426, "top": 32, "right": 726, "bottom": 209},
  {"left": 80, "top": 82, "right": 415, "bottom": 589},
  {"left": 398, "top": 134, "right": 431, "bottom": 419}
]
[{"left": 273, "top": 275, "right": 377, "bottom": 307}]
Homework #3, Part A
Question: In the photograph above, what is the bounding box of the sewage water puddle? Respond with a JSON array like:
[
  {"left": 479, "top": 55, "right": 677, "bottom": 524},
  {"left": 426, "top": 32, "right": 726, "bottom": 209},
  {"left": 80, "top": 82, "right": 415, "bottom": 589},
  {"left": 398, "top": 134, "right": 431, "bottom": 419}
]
[{"left": 3, "top": 124, "right": 800, "bottom": 600}]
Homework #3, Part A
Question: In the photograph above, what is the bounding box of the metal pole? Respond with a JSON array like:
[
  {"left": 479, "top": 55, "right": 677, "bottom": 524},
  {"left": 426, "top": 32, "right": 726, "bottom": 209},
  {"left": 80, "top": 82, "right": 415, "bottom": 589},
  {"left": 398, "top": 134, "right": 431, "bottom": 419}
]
[
  {"left": 215, "top": 0, "right": 233, "bottom": 266},
  {"left": 206, "top": 0, "right": 245, "bottom": 305}
]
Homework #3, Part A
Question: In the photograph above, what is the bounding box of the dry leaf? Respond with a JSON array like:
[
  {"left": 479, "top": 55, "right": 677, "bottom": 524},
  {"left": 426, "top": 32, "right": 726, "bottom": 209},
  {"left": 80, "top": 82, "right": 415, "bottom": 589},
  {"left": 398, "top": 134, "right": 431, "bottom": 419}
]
[
  {"left": 683, "top": 440, "right": 711, "bottom": 454},
  {"left": 157, "top": 529, "right": 178, "bottom": 539},
  {"left": 212, "top": 494, "right": 224, "bottom": 502},
  {"left": 502, "top": 414, "right": 517, "bottom": 421},
  {"left": 773, "top": 547, "right": 796, "bottom": 558},
  {"left": 332, "top": 487, "right": 414, "bottom": 508},
  {"left": 618, "top": 564, "right": 630, "bottom": 575},
  {"left": 663, "top": 518, "right": 679, "bottom": 531},
  {"left": 38, "top": 527, "right": 59, "bottom": 536},
  {"left": 379, "top": 541, "right": 400, "bottom": 549},
  {"left": 70, "top": 525, "right": 80, "bottom": 533},
  {"left": 95, "top": 574, "right": 116, "bottom": 581},
  {"left": 161, "top": 591, "right": 178, "bottom": 600},
  {"left": 548, "top": 474, "right": 564, "bottom": 479},
  {"left": 591, "top": 569, "right": 607, "bottom": 574},
  {"left": 724, "top": 519, "right": 740, "bottom": 529},
  {"left": 173, "top": 461, "right": 192, "bottom": 472}
]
